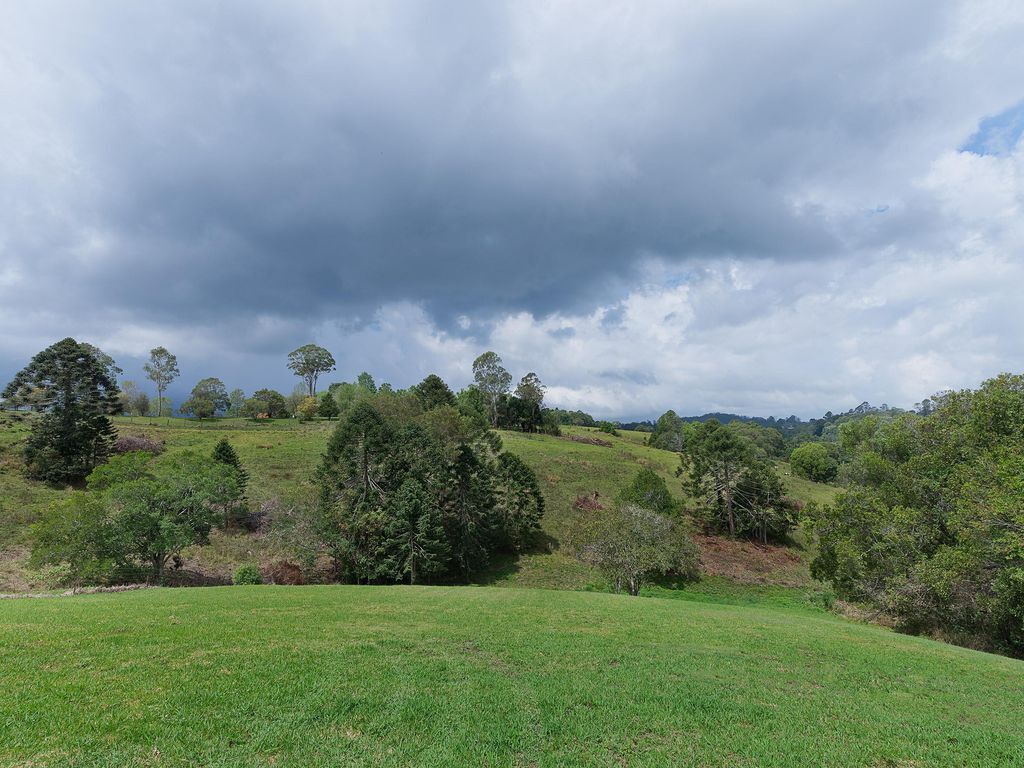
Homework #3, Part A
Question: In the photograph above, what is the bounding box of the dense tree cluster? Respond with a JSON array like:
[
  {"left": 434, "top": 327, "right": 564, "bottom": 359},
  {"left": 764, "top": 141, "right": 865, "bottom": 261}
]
[
  {"left": 180, "top": 377, "right": 229, "bottom": 419},
  {"left": 32, "top": 451, "right": 242, "bottom": 584},
  {"left": 314, "top": 384, "right": 545, "bottom": 584},
  {"left": 811, "top": 374, "right": 1024, "bottom": 655},
  {"left": 789, "top": 442, "right": 838, "bottom": 482},
  {"left": 680, "top": 419, "right": 795, "bottom": 542},
  {"left": 546, "top": 408, "right": 598, "bottom": 427}
]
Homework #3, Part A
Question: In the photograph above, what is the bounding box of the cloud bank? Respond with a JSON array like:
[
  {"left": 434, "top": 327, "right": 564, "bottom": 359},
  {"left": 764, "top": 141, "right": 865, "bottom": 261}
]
[{"left": 1, "top": 1, "right": 1023, "bottom": 417}]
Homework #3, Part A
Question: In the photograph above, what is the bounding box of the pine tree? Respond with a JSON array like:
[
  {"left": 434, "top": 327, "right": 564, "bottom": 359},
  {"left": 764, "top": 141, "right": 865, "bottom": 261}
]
[
  {"left": 211, "top": 438, "right": 248, "bottom": 494},
  {"left": 377, "top": 478, "right": 449, "bottom": 584},
  {"left": 492, "top": 451, "right": 544, "bottom": 552},
  {"left": 443, "top": 444, "right": 497, "bottom": 577},
  {"left": 2, "top": 338, "right": 120, "bottom": 483},
  {"left": 211, "top": 438, "right": 248, "bottom": 526},
  {"left": 317, "top": 393, "right": 340, "bottom": 420}
]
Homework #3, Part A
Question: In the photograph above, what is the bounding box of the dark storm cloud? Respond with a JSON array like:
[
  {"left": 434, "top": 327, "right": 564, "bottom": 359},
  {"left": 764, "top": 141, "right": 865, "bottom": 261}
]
[
  {"left": 0, "top": 2, "right": 931, "bottom": 321},
  {"left": 2, "top": 1, "right": 1024, "bottom": 414}
]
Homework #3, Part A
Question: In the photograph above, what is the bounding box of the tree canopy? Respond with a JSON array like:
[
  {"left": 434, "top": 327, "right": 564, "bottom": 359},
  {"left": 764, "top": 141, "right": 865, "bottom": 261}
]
[
  {"left": 287, "top": 344, "right": 336, "bottom": 396},
  {"left": 143, "top": 347, "right": 179, "bottom": 418},
  {"left": 811, "top": 374, "right": 1024, "bottom": 655},
  {"left": 180, "top": 378, "right": 229, "bottom": 419},
  {"left": 2, "top": 338, "right": 120, "bottom": 483}
]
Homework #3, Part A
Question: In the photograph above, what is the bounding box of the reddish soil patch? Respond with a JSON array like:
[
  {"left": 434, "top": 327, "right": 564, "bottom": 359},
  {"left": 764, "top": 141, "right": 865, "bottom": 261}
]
[
  {"left": 572, "top": 492, "right": 605, "bottom": 511},
  {"left": 694, "top": 534, "right": 808, "bottom": 586},
  {"left": 560, "top": 434, "right": 613, "bottom": 447}
]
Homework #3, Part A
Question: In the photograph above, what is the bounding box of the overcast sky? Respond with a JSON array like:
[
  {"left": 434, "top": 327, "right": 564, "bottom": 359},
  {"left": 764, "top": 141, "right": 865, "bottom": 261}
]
[{"left": 2, "top": 1, "right": 1023, "bottom": 419}]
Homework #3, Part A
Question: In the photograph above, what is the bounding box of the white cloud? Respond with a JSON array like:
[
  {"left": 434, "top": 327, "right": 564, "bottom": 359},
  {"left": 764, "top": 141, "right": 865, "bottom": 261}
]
[{"left": 2, "top": 1, "right": 1024, "bottom": 419}]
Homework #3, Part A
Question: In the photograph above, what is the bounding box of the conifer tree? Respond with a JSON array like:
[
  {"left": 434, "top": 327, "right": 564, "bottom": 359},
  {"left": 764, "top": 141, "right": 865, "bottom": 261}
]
[
  {"left": 317, "top": 392, "right": 340, "bottom": 420},
  {"left": 492, "top": 451, "right": 544, "bottom": 552},
  {"left": 2, "top": 338, "right": 120, "bottom": 483},
  {"left": 211, "top": 438, "right": 248, "bottom": 525},
  {"left": 377, "top": 478, "right": 449, "bottom": 584}
]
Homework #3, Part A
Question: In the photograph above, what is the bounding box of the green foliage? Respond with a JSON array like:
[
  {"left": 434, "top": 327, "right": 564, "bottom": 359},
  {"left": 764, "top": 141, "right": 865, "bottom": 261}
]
[
  {"left": 356, "top": 371, "right": 377, "bottom": 393},
  {"left": 212, "top": 438, "right": 248, "bottom": 491},
  {"left": 31, "top": 451, "right": 238, "bottom": 583},
  {"left": 546, "top": 407, "right": 597, "bottom": 427},
  {"left": 30, "top": 492, "right": 125, "bottom": 585},
  {"left": 2, "top": 338, "right": 120, "bottom": 484},
  {"left": 570, "top": 503, "right": 698, "bottom": 595},
  {"left": 2, "top": 409, "right": 839, "bottom": 595},
  {"left": 812, "top": 374, "right": 1024, "bottom": 655},
  {"left": 180, "top": 377, "right": 229, "bottom": 419},
  {"left": 472, "top": 351, "right": 512, "bottom": 427},
  {"left": 413, "top": 373, "right": 457, "bottom": 411},
  {"left": 790, "top": 442, "right": 838, "bottom": 482},
  {"left": 232, "top": 564, "right": 263, "bottom": 585},
  {"left": 317, "top": 392, "right": 340, "bottom": 419},
  {"left": 376, "top": 478, "right": 449, "bottom": 584},
  {"left": 492, "top": 451, "right": 545, "bottom": 552},
  {"left": 726, "top": 420, "right": 788, "bottom": 459},
  {"left": 87, "top": 451, "right": 155, "bottom": 491},
  {"left": 649, "top": 410, "right": 684, "bottom": 451},
  {"left": 287, "top": 344, "right": 336, "bottom": 395},
  {"left": 146, "top": 396, "right": 174, "bottom": 418},
  {"left": 455, "top": 386, "right": 490, "bottom": 429},
  {"left": 597, "top": 421, "right": 619, "bottom": 436},
  {"left": 244, "top": 388, "right": 288, "bottom": 419},
  {"left": 513, "top": 372, "right": 545, "bottom": 432},
  {"left": 227, "top": 388, "right": 246, "bottom": 417},
  {"left": 118, "top": 380, "right": 150, "bottom": 418},
  {"left": 681, "top": 419, "right": 794, "bottom": 541},
  {"left": 296, "top": 396, "right": 320, "bottom": 422},
  {"left": 143, "top": 347, "right": 179, "bottom": 418},
  {"left": 616, "top": 467, "right": 677, "bottom": 516},
  {"left": 316, "top": 400, "right": 545, "bottom": 583}
]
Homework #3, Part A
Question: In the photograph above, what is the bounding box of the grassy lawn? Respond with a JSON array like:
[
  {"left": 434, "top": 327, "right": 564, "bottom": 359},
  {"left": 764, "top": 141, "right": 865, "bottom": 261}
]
[{"left": 2, "top": 585, "right": 1022, "bottom": 767}]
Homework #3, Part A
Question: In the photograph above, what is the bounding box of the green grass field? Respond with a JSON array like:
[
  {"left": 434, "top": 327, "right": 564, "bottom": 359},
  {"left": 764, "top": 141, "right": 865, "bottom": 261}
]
[
  {"left": 0, "top": 415, "right": 838, "bottom": 594},
  {"left": 2, "top": 585, "right": 1022, "bottom": 767}
]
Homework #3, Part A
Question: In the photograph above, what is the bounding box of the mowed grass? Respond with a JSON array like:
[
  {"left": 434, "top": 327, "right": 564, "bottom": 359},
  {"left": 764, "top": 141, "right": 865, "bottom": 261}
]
[{"left": 2, "top": 586, "right": 1022, "bottom": 767}]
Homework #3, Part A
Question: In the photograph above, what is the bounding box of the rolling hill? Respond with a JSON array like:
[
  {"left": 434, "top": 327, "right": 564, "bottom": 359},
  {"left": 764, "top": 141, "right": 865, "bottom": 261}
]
[{"left": 1, "top": 414, "right": 836, "bottom": 599}]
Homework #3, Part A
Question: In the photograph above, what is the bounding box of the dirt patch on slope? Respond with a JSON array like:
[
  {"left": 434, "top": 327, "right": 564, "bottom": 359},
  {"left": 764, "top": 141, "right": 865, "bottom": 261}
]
[{"left": 694, "top": 534, "right": 809, "bottom": 587}]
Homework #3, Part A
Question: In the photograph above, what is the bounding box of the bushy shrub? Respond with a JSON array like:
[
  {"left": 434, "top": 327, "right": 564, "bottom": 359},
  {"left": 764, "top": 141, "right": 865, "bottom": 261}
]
[
  {"left": 569, "top": 503, "right": 699, "bottom": 595},
  {"left": 232, "top": 564, "right": 263, "bottom": 585},
  {"left": 789, "top": 442, "right": 837, "bottom": 482}
]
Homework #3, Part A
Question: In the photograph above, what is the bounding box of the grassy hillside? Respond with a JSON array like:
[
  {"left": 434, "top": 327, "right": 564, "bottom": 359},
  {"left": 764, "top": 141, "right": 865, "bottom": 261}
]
[
  {"left": 0, "top": 416, "right": 837, "bottom": 595},
  {"left": 2, "top": 586, "right": 1022, "bottom": 767}
]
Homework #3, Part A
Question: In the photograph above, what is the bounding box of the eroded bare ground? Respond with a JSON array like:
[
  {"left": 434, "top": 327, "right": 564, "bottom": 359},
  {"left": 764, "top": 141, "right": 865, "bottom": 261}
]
[
  {"left": 694, "top": 534, "right": 810, "bottom": 587},
  {"left": 0, "top": 547, "right": 39, "bottom": 593}
]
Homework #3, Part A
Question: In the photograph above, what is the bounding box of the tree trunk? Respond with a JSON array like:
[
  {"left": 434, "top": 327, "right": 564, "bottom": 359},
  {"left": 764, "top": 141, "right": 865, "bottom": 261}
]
[
  {"left": 723, "top": 461, "right": 735, "bottom": 537},
  {"left": 150, "top": 553, "right": 169, "bottom": 584}
]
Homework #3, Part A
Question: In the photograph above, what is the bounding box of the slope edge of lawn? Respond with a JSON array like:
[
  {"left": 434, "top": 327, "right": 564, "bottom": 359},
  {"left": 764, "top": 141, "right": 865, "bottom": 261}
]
[{"left": 2, "top": 585, "right": 1022, "bottom": 768}]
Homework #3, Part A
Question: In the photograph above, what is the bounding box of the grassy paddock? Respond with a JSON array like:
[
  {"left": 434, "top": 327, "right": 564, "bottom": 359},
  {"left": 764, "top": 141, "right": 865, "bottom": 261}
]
[
  {"left": 1, "top": 585, "right": 1022, "bottom": 767},
  {"left": 1, "top": 416, "right": 839, "bottom": 594}
]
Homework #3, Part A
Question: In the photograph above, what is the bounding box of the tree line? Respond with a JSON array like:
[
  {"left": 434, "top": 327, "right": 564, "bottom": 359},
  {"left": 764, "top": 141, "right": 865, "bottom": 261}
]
[{"left": 2, "top": 338, "right": 557, "bottom": 587}]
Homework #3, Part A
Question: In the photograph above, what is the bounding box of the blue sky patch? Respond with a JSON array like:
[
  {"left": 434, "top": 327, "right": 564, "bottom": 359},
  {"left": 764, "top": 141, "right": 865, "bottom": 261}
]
[{"left": 960, "top": 101, "right": 1024, "bottom": 156}]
